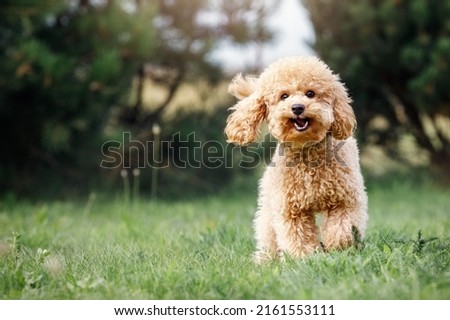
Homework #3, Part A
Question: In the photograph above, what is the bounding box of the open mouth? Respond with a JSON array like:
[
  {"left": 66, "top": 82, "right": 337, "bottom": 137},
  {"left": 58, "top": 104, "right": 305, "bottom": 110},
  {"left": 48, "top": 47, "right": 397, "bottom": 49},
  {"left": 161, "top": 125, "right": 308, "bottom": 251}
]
[{"left": 291, "top": 117, "right": 310, "bottom": 132}]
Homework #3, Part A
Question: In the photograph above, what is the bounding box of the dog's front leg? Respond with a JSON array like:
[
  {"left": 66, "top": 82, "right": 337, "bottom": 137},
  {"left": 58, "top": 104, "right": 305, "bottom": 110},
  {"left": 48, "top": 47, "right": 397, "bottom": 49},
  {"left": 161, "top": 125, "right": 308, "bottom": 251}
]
[
  {"left": 253, "top": 209, "right": 278, "bottom": 263},
  {"left": 274, "top": 212, "right": 320, "bottom": 259},
  {"left": 321, "top": 205, "right": 367, "bottom": 250}
]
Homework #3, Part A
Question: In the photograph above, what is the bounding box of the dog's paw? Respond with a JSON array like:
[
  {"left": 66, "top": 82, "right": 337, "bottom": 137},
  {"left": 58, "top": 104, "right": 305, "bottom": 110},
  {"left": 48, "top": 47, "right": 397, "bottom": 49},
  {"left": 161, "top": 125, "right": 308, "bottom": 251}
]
[{"left": 253, "top": 250, "right": 276, "bottom": 264}]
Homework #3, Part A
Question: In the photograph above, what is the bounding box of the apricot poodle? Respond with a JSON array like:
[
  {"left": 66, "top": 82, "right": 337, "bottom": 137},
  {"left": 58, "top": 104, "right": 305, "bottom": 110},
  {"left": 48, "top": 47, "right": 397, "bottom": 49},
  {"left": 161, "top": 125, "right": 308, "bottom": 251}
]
[{"left": 225, "top": 56, "right": 368, "bottom": 262}]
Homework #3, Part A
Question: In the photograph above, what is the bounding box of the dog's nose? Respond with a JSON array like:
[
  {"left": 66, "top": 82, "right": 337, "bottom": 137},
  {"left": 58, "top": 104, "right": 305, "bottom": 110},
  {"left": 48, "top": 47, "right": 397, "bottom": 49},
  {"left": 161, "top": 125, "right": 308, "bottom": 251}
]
[{"left": 291, "top": 104, "right": 305, "bottom": 116}]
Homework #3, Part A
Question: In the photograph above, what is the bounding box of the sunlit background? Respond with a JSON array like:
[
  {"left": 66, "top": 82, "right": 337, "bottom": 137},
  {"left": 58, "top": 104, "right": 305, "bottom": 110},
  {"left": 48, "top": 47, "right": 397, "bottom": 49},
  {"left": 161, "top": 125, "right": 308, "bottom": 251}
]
[{"left": 212, "top": 0, "right": 314, "bottom": 71}]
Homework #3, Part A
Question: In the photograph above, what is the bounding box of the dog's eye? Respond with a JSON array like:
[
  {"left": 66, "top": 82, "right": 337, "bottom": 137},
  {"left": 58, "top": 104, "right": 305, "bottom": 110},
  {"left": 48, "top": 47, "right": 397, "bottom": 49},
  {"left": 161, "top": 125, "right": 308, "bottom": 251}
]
[
  {"left": 280, "top": 93, "right": 289, "bottom": 101},
  {"left": 305, "top": 90, "right": 315, "bottom": 98}
]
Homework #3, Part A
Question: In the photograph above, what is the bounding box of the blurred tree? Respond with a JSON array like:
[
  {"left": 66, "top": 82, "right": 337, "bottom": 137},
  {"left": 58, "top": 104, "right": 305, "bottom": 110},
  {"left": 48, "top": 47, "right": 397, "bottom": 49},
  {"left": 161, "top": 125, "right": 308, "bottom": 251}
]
[
  {"left": 303, "top": 0, "right": 450, "bottom": 173},
  {"left": 117, "top": 0, "right": 279, "bottom": 196},
  {"left": 122, "top": 0, "right": 278, "bottom": 127},
  {"left": 0, "top": 0, "right": 277, "bottom": 196},
  {"left": 0, "top": 0, "right": 157, "bottom": 193}
]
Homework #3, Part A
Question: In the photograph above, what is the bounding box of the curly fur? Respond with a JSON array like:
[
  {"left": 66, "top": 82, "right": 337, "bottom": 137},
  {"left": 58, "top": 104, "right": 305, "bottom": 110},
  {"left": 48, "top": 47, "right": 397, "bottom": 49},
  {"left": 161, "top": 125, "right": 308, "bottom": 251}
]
[{"left": 224, "top": 56, "right": 368, "bottom": 262}]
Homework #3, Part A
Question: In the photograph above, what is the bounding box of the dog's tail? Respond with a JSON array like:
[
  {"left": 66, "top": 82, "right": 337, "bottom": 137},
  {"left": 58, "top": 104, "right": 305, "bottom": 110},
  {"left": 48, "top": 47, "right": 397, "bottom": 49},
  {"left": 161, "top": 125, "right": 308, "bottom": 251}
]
[{"left": 228, "top": 73, "right": 257, "bottom": 100}]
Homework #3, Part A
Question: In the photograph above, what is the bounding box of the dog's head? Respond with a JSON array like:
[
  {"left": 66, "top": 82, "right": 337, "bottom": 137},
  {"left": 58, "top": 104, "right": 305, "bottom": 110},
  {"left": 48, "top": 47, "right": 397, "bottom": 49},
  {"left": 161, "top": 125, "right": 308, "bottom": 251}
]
[{"left": 225, "top": 56, "right": 356, "bottom": 146}]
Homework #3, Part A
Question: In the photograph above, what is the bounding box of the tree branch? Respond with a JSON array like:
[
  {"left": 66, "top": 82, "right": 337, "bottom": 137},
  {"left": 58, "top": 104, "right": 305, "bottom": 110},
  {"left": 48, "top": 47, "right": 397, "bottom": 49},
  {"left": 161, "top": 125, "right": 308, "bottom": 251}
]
[{"left": 385, "top": 83, "right": 436, "bottom": 153}]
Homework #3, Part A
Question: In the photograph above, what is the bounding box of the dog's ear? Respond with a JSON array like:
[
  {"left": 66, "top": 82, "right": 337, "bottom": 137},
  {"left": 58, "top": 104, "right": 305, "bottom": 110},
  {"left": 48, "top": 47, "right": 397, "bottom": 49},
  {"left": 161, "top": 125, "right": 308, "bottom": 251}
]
[
  {"left": 228, "top": 73, "right": 258, "bottom": 100},
  {"left": 331, "top": 78, "right": 356, "bottom": 140},
  {"left": 225, "top": 74, "right": 266, "bottom": 145}
]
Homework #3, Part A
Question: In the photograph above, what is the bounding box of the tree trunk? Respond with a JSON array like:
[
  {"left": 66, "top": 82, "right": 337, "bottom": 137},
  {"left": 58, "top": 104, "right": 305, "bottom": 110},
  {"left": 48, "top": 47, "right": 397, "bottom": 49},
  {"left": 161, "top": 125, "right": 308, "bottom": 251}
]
[
  {"left": 391, "top": 88, "right": 450, "bottom": 180},
  {"left": 140, "top": 72, "right": 183, "bottom": 127}
]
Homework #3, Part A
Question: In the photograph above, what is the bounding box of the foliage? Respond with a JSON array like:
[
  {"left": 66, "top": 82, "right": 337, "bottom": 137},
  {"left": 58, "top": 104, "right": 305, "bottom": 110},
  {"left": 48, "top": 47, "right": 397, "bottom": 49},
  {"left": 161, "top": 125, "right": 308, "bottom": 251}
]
[
  {"left": 0, "top": 178, "right": 449, "bottom": 299},
  {"left": 0, "top": 0, "right": 157, "bottom": 194},
  {"left": 105, "top": 0, "right": 278, "bottom": 197},
  {"left": 0, "top": 0, "right": 277, "bottom": 196},
  {"left": 303, "top": 0, "right": 450, "bottom": 174}
]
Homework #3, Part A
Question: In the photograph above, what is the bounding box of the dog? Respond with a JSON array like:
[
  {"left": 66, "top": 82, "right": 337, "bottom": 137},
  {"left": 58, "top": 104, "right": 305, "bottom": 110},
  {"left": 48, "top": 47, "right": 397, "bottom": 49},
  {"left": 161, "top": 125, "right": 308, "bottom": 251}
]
[{"left": 225, "top": 56, "right": 368, "bottom": 262}]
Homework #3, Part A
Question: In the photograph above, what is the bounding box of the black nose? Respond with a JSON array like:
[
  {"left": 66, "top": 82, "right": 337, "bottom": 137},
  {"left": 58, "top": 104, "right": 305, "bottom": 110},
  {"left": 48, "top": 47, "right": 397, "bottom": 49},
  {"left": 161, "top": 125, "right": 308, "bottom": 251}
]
[{"left": 291, "top": 104, "right": 305, "bottom": 116}]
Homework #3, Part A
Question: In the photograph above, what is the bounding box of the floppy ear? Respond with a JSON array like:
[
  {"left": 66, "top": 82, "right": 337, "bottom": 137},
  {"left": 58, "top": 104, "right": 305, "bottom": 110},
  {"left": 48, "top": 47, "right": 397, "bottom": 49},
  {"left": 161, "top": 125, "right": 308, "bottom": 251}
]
[
  {"left": 228, "top": 73, "right": 258, "bottom": 100},
  {"left": 225, "top": 75, "right": 266, "bottom": 145},
  {"left": 331, "top": 78, "right": 356, "bottom": 140}
]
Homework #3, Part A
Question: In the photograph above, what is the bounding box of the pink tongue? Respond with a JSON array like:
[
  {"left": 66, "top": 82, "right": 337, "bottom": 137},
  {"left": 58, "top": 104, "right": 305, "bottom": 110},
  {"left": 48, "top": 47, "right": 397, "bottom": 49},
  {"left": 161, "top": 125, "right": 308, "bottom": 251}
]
[
  {"left": 293, "top": 118, "right": 309, "bottom": 131},
  {"left": 296, "top": 118, "right": 307, "bottom": 127}
]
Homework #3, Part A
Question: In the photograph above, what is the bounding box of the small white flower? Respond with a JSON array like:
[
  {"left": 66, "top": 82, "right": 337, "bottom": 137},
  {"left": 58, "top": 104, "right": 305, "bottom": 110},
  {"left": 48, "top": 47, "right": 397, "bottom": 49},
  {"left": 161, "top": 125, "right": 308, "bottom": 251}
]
[
  {"left": 132, "top": 168, "right": 141, "bottom": 177},
  {"left": 152, "top": 123, "right": 161, "bottom": 135}
]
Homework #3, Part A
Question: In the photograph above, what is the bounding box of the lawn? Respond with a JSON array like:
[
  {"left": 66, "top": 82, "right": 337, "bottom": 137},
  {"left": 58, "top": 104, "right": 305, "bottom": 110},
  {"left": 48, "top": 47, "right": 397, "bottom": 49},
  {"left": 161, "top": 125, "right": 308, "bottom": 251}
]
[{"left": 0, "top": 177, "right": 449, "bottom": 299}]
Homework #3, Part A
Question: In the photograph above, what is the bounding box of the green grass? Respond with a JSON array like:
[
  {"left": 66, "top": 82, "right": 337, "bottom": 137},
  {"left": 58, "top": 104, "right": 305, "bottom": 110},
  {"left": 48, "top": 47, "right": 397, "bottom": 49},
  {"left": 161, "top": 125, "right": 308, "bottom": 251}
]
[{"left": 0, "top": 179, "right": 449, "bottom": 299}]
